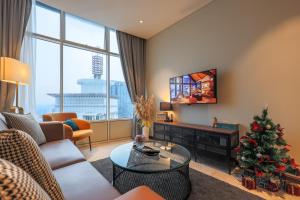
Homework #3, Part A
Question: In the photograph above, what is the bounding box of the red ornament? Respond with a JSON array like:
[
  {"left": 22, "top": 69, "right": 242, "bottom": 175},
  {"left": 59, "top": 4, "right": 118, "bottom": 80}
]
[
  {"left": 234, "top": 146, "right": 240, "bottom": 153},
  {"left": 248, "top": 138, "right": 257, "bottom": 146},
  {"left": 258, "top": 157, "right": 264, "bottom": 163},
  {"left": 281, "top": 158, "right": 288, "bottom": 163},
  {"left": 251, "top": 121, "right": 262, "bottom": 132},
  {"left": 255, "top": 169, "right": 264, "bottom": 177},
  {"left": 275, "top": 165, "right": 286, "bottom": 172},
  {"left": 240, "top": 135, "right": 249, "bottom": 140}
]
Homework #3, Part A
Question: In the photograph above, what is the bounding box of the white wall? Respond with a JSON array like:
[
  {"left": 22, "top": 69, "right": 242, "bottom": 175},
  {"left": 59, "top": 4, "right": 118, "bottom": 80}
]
[{"left": 146, "top": 0, "right": 300, "bottom": 158}]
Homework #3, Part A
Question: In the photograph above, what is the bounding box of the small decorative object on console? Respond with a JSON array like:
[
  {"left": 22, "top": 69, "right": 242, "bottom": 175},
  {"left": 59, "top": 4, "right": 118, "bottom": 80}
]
[
  {"left": 242, "top": 176, "right": 256, "bottom": 190},
  {"left": 159, "top": 102, "right": 173, "bottom": 122},
  {"left": 135, "top": 135, "right": 145, "bottom": 143},
  {"left": 135, "top": 95, "right": 155, "bottom": 141},
  {"left": 212, "top": 117, "right": 218, "bottom": 128},
  {"left": 156, "top": 113, "right": 167, "bottom": 121}
]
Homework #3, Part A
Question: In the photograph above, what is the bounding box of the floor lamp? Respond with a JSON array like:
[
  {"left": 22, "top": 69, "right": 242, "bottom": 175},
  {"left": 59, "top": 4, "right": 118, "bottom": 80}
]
[{"left": 0, "top": 57, "right": 30, "bottom": 114}]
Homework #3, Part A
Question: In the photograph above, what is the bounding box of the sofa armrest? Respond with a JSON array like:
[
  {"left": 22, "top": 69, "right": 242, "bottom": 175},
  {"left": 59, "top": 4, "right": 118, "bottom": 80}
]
[
  {"left": 114, "top": 186, "right": 164, "bottom": 200},
  {"left": 40, "top": 121, "right": 65, "bottom": 142},
  {"left": 63, "top": 124, "right": 74, "bottom": 140}
]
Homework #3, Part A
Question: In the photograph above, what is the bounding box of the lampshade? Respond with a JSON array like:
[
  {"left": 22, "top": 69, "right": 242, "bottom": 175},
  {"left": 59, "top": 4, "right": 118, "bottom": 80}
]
[
  {"left": 0, "top": 57, "right": 30, "bottom": 85},
  {"left": 160, "top": 102, "right": 173, "bottom": 111}
]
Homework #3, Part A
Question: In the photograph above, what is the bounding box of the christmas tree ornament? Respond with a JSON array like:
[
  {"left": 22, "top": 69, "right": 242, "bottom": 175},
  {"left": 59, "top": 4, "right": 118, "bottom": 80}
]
[
  {"left": 256, "top": 153, "right": 262, "bottom": 158},
  {"left": 266, "top": 124, "right": 272, "bottom": 130}
]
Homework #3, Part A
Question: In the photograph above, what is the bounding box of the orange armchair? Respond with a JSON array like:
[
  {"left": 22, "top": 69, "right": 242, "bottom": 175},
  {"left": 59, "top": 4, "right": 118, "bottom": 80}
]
[{"left": 42, "top": 112, "right": 93, "bottom": 151}]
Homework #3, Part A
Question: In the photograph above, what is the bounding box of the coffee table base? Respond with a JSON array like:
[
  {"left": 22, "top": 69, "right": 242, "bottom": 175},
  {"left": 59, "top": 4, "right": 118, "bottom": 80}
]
[{"left": 112, "top": 163, "right": 191, "bottom": 200}]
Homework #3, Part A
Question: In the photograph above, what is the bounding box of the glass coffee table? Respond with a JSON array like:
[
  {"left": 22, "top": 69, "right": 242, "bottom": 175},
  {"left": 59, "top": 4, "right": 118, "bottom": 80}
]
[{"left": 110, "top": 140, "right": 191, "bottom": 200}]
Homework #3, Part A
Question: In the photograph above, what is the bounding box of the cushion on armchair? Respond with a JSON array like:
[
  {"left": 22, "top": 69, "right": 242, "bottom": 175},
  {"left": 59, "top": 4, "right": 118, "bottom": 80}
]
[
  {"left": 0, "top": 129, "right": 64, "bottom": 200},
  {"left": 63, "top": 119, "right": 79, "bottom": 131},
  {"left": 2, "top": 112, "right": 46, "bottom": 145},
  {"left": 71, "top": 118, "right": 91, "bottom": 130},
  {"left": 0, "top": 159, "right": 51, "bottom": 200}
]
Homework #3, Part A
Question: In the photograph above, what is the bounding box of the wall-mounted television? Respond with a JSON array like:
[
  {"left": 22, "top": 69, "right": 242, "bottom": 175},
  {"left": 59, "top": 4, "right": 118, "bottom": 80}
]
[{"left": 170, "top": 69, "right": 217, "bottom": 104}]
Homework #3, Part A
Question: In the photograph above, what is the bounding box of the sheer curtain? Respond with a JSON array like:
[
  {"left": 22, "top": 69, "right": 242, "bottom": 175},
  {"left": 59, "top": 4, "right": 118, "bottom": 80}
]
[{"left": 20, "top": 0, "right": 37, "bottom": 116}]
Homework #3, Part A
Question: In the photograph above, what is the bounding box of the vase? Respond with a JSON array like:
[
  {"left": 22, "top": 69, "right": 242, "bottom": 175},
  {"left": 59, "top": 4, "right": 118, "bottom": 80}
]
[{"left": 142, "top": 126, "right": 150, "bottom": 140}]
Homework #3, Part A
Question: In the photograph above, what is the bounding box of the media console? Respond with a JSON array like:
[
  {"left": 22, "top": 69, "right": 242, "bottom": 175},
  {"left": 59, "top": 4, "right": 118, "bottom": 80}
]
[{"left": 153, "top": 121, "right": 239, "bottom": 174}]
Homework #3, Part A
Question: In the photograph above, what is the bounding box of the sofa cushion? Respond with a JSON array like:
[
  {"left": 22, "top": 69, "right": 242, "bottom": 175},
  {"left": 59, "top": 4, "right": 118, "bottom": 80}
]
[
  {"left": 2, "top": 112, "right": 46, "bottom": 145},
  {"left": 40, "top": 139, "right": 86, "bottom": 170},
  {"left": 54, "top": 161, "right": 120, "bottom": 200},
  {"left": 0, "top": 129, "right": 64, "bottom": 200},
  {"left": 0, "top": 159, "right": 51, "bottom": 200},
  {"left": 0, "top": 113, "right": 8, "bottom": 131}
]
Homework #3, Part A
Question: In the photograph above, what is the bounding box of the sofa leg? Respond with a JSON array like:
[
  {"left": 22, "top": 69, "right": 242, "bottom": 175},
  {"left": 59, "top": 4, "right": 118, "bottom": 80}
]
[{"left": 89, "top": 136, "right": 92, "bottom": 151}]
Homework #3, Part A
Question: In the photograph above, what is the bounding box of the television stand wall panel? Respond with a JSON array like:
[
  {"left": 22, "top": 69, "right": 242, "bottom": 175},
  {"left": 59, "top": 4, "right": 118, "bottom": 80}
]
[{"left": 153, "top": 121, "right": 239, "bottom": 174}]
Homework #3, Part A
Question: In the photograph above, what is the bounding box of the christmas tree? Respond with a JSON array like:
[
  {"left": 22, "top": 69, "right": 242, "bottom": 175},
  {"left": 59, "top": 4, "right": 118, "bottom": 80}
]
[{"left": 236, "top": 108, "right": 299, "bottom": 178}]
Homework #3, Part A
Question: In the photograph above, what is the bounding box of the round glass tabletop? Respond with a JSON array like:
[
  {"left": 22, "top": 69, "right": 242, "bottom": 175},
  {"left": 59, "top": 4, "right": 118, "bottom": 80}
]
[{"left": 110, "top": 140, "right": 191, "bottom": 173}]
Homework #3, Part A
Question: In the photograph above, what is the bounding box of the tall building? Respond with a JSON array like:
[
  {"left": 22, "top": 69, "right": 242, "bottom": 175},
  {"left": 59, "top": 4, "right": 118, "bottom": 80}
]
[{"left": 48, "top": 54, "right": 132, "bottom": 120}]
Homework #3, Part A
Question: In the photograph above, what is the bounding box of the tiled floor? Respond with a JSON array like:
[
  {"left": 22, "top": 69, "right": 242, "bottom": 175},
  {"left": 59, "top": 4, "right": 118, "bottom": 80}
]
[{"left": 81, "top": 140, "right": 298, "bottom": 200}]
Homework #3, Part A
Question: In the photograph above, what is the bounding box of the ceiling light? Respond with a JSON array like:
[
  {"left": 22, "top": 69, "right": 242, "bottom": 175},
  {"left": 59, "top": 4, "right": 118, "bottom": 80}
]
[{"left": 139, "top": 20, "right": 144, "bottom": 24}]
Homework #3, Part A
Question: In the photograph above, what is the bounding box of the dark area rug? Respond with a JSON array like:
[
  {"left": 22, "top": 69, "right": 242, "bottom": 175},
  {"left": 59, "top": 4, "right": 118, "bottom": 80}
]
[{"left": 91, "top": 158, "right": 263, "bottom": 200}]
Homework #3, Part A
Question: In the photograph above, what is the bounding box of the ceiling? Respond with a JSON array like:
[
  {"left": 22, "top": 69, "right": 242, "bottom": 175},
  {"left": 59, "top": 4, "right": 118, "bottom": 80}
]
[{"left": 39, "top": 0, "right": 213, "bottom": 39}]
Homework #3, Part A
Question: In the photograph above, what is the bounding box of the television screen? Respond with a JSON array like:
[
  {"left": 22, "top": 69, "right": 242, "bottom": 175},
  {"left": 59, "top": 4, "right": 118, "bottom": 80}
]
[{"left": 170, "top": 69, "right": 217, "bottom": 104}]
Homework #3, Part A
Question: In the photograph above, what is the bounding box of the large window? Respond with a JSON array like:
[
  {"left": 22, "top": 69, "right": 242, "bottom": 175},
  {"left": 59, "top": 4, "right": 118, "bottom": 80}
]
[
  {"left": 65, "top": 14, "right": 105, "bottom": 49},
  {"left": 36, "top": 39, "right": 60, "bottom": 118},
  {"left": 34, "top": 3, "right": 132, "bottom": 120}
]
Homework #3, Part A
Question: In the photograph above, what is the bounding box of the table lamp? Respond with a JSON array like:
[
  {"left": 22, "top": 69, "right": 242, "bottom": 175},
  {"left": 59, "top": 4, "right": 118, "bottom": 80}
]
[
  {"left": 160, "top": 102, "right": 173, "bottom": 122},
  {"left": 0, "top": 57, "right": 30, "bottom": 114}
]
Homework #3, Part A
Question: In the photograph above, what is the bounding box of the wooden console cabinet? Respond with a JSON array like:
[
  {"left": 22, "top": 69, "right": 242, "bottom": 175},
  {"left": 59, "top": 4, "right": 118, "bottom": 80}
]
[{"left": 153, "top": 121, "right": 239, "bottom": 174}]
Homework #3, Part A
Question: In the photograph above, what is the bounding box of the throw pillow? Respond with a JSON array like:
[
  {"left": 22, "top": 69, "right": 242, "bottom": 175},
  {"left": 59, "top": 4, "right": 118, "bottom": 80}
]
[
  {"left": 2, "top": 112, "right": 46, "bottom": 145},
  {"left": 71, "top": 118, "right": 91, "bottom": 130},
  {"left": 64, "top": 119, "right": 79, "bottom": 131},
  {"left": 0, "top": 129, "right": 64, "bottom": 200},
  {"left": 0, "top": 158, "right": 51, "bottom": 200},
  {"left": 0, "top": 113, "right": 8, "bottom": 131}
]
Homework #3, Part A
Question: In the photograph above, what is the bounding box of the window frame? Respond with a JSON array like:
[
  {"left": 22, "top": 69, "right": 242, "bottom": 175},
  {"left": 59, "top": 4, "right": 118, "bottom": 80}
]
[{"left": 33, "top": 1, "right": 132, "bottom": 121}]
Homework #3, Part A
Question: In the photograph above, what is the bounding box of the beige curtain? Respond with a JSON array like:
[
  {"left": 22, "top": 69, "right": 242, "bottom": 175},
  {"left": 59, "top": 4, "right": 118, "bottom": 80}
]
[
  {"left": 116, "top": 31, "right": 146, "bottom": 137},
  {"left": 0, "top": 0, "right": 32, "bottom": 111}
]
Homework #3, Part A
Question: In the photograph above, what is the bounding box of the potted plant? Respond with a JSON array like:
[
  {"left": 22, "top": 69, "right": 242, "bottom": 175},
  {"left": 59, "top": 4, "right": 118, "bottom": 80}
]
[{"left": 135, "top": 95, "right": 155, "bottom": 140}]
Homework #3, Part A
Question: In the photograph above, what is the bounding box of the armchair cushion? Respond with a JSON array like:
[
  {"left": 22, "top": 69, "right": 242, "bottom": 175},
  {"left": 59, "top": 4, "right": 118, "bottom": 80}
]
[
  {"left": 72, "top": 118, "right": 91, "bottom": 130},
  {"left": 63, "top": 119, "right": 79, "bottom": 131}
]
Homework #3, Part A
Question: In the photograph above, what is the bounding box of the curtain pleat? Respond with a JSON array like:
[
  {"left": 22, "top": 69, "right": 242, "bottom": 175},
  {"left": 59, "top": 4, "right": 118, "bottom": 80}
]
[
  {"left": 116, "top": 31, "right": 146, "bottom": 137},
  {"left": 0, "top": 0, "right": 32, "bottom": 112}
]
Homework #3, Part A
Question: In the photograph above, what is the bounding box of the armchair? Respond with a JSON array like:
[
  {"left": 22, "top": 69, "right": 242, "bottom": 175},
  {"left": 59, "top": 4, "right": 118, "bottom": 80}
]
[{"left": 42, "top": 112, "right": 93, "bottom": 151}]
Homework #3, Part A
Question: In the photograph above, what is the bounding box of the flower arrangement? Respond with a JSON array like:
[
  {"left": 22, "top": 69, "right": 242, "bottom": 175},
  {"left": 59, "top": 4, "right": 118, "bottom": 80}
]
[{"left": 135, "top": 95, "right": 155, "bottom": 128}]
